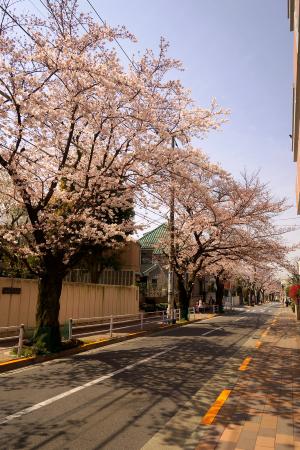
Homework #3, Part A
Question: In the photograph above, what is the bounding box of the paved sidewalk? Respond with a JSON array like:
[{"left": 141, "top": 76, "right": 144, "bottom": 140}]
[
  {"left": 200, "top": 307, "right": 300, "bottom": 450},
  {"left": 0, "top": 346, "right": 15, "bottom": 362}
]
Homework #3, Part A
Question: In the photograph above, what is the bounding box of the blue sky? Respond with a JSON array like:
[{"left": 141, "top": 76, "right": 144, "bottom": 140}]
[
  {"left": 92, "top": 0, "right": 293, "bottom": 194},
  {"left": 16, "top": 1, "right": 299, "bottom": 245},
  {"left": 89, "top": 0, "right": 297, "bottom": 241}
]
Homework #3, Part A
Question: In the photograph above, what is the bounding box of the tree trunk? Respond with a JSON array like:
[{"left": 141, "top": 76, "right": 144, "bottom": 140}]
[
  {"left": 33, "top": 270, "right": 63, "bottom": 353},
  {"left": 256, "top": 290, "right": 261, "bottom": 304},
  {"left": 177, "top": 276, "right": 191, "bottom": 320},
  {"left": 199, "top": 277, "right": 207, "bottom": 303},
  {"left": 215, "top": 276, "right": 224, "bottom": 312}
]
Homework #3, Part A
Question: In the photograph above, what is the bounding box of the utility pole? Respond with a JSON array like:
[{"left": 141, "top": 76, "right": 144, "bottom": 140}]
[{"left": 167, "top": 137, "right": 175, "bottom": 321}]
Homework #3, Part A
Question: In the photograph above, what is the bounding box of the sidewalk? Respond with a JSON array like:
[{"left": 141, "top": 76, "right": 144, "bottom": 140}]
[
  {"left": 201, "top": 307, "right": 300, "bottom": 450},
  {"left": 0, "top": 346, "right": 15, "bottom": 363}
]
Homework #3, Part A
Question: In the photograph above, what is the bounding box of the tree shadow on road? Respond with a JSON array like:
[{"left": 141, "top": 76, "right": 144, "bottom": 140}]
[{"left": 0, "top": 310, "right": 297, "bottom": 450}]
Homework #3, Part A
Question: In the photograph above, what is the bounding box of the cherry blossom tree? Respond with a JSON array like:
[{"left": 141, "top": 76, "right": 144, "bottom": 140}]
[
  {"left": 210, "top": 260, "right": 284, "bottom": 308},
  {"left": 153, "top": 154, "right": 290, "bottom": 319},
  {"left": 0, "top": 0, "right": 225, "bottom": 350}
]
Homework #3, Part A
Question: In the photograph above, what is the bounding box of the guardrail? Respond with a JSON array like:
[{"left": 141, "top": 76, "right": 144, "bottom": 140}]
[
  {"left": 69, "top": 309, "right": 181, "bottom": 340},
  {"left": 223, "top": 301, "right": 233, "bottom": 311},
  {"left": 188, "top": 305, "right": 219, "bottom": 320},
  {"left": 0, "top": 324, "right": 24, "bottom": 356},
  {"left": 0, "top": 309, "right": 181, "bottom": 355}
]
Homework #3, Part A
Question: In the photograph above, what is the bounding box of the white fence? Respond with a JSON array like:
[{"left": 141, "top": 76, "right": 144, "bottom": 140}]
[
  {"left": 188, "top": 305, "right": 219, "bottom": 319},
  {"left": 70, "top": 309, "right": 181, "bottom": 339},
  {"left": 0, "top": 324, "right": 24, "bottom": 356}
]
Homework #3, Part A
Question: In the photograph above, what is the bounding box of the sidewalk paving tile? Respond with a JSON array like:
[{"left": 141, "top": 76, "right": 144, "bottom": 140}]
[
  {"left": 260, "top": 414, "right": 278, "bottom": 429},
  {"left": 274, "top": 445, "right": 294, "bottom": 450},
  {"left": 205, "top": 307, "right": 300, "bottom": 450},
  {"left": 255, "top": 435, "right": 275, "bottom": 447},
  {"left": 257, "top": 428, "right": 276, "bottom": 438},
  {"left": 274, "top": 433, "right": 294, "bottom": 445},
  {"left": 219, "top": 425, "right": 243, "bottom": 443}
]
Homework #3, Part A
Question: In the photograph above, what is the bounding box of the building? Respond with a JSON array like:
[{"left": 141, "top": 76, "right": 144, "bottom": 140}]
[
  {"left": 138, "top": 223, "right": 214, "bottom": 304},
  {"left": 288, "top": 0, "right": 300, "bottom": 212},
  {"left": 138, "top": 224, "right": 168, "bottom": 300},
  {"left": 65, "top": 241, "right": 141, "bottom": 286}
]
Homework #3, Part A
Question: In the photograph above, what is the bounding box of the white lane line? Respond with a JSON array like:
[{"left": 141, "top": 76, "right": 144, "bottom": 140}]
[
  {"left": 201, "top": 327, "right": 223, "bottom": 336},
  {"left": 234, "top": 317, "right": 246, "bottom": 322},
  {"left": 0, "top": 346, "right": 176, "bottom": 425}
]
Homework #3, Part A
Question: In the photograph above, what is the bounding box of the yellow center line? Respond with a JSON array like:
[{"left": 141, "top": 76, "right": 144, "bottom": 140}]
[
  {"left": 239, "top": 356, "right": 252, "bottom": 371},
  {"left": 255, "top": 341, "right": 262, "bottom": 349},
  {"left": 201, "top": 389, "right": 231, "bottom": 425}
]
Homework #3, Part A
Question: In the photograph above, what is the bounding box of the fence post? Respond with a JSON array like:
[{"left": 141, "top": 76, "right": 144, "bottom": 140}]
[
  {"left": 17, "top": 324, "right": 24, "bottom": 357},
  {"left": 68, "top": 318, "right": 73, "bottom": 340},
  {"left": 140, "top": 312, "right": 144, "bottom": 330},
  {"left": 109, "top": 315, "right": 113, "bottom": 337},
  {"left": 178, "top": 308, "right": 181, "bottom": 321}
]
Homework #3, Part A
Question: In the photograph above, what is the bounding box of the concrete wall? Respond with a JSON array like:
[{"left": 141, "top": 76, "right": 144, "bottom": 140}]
[
  {"left": 0, "top": 277, "right": 139, "bottom": 327},
  {"left": 117, "top": 241, "right": 141, "bottom": 272}
]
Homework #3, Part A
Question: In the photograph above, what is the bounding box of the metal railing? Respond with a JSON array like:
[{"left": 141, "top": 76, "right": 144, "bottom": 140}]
[
  {"left": 0, "top": 324, "right": 24, "bottom": 356},
  {"left": 223, "top": 301, "right": 233, "bottom": 311},
  {"left": 69, "top": 309, "right": 181, "bottom": 339},
  {"left": 0, "top": 309, "right": 181, "bottom": 357},
  {"left": 188, "top": 305, "right": 219, "bottom": 319}
]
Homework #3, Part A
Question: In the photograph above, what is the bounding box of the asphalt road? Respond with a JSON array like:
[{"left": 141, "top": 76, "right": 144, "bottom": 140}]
[{"left": 0, "top": 303, "right": 280, "bottom": 450}]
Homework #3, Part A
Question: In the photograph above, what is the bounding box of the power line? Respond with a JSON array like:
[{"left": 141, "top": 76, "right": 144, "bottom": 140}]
[
  {"left": 28, "top": 0, "right": 46, "bottom": 18},
  {"left": 0, "top": 4, "right": 38, "bottom": 41},
  {"left": 135, "top": 197, "right": 167, "bottom": 221},
  {"left": 86, "top": 0, "right": 139, "bottom": 72},
  {"left": 134, "top": 212, "right": 164, "bottom": 228},
  {"left": 276, "top": 217, "right": 300, "bottom": 220}
]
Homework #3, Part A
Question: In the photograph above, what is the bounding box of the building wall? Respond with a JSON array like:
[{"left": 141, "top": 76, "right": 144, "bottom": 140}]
[
  {"left": 65, "top": 241, "right": 141, "bottom": 285},
  {"left": 117, "top": 241, "right": 141, "bottom": 272},
  {"left": 0, "top": 277, "right": 139, "bottom": 327},
  {"left": 289, "top": 0, "right": 300, "bottom": 211}
]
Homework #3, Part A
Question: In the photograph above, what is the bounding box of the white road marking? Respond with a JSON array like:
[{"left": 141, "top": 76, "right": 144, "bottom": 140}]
[
  {"left": 234, "top": 317, "right": 246, "bottom": 322},
  {"left": 201, "top": 327, "right": 223, "bottom": 336},
  {"left": 0, "top": 346, "right": 176, "bottom": 425}
]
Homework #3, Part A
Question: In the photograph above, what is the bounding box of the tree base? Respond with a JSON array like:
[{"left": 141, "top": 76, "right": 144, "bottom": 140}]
[{"left": 32, "top": 325, "right": 61, "bottom": 354}]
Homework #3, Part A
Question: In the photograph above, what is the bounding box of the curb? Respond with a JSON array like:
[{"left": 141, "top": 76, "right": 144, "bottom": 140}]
[{"left": 0, "top": 314, "right": 216, "bottom": 373}]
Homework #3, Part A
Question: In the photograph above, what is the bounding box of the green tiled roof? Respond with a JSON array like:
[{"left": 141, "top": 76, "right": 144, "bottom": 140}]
[{"left": 138, "top": 224, "right": 168, "bottom": 249}]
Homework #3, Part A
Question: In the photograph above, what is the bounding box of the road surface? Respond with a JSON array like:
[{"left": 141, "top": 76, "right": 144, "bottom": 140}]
[{"left": 0, "top": 303, "right": 280, "bottom": 450}]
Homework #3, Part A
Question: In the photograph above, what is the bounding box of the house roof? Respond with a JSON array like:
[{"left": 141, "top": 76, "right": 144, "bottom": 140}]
[{"left": 138, "top": 223, "right": 168, "bottom": 249}]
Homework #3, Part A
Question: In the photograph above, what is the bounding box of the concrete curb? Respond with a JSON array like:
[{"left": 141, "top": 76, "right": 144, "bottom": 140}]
[{"left": 0, "top": 314, "right": 216, "bottom": 373}]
